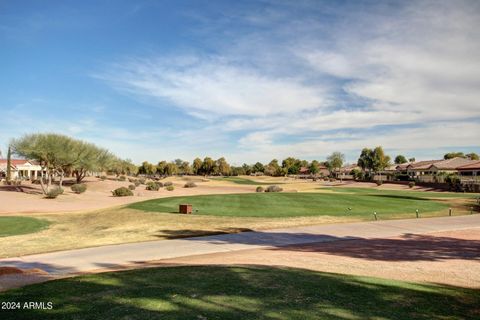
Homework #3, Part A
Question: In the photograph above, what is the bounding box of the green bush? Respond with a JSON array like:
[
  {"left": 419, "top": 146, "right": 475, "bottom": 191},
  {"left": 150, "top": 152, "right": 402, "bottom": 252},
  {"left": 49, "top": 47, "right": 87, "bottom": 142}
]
[
  {"left": 71, "top": 183, "right": 87, "bottom": 194},
  {"left": 166, "top": 185, "right": 174, "bottom": 191},
  {"left": 134, "top": 180, "right": 141, "bottom": 187},
  {"left": 128, "top": 177, "right": 136, "bottom": 183},
  {"left": 112, "top": 187, "right": 133, "bottom": 197},
  {"left": 118, "top": 175, "right": 126, "bottom": 181},
  {"left": 100, "top": 175, "right": 107, "bottom": 181},
  {"left": 265, "top": 185, "right": 283, "bottom": 192},
  {"left": 138, "top": 178, "right": 146, "bottom": 185},
  {"left": 146, "top": 181, "right": 160, "bottom": 191},
  {"left": 163, "top": 181, "right": 173, "bottom": 187},
  {"left": 408, "top": 181, "right": 415, "bottom": 188},
  {"left": 256, "top": 186, "right": 264, "bottom": 192},
  {"left": 45, "top": 187, "right": 63, "bottom": 199},
  {"left": 128, "top": 184, "right": 136, "bottom": 190},
  {"left": 184, "top": 181, "right": 197, "bottom": 188}
]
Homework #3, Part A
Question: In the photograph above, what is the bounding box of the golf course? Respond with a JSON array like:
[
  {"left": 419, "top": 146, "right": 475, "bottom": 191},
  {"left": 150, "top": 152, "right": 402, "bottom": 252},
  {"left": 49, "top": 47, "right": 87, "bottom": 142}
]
[
  {"left": 1, "top": 266, "right": 478, "bottom": 320},
  {"left": 128, "top": 188, "right": 457, "bottom": 218}
]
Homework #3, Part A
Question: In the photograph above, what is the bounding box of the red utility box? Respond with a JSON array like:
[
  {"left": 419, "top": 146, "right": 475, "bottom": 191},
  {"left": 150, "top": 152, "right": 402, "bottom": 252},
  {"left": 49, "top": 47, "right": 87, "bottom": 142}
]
[{"left": 179, "top": 204, "right": 193, "bottom": 214}]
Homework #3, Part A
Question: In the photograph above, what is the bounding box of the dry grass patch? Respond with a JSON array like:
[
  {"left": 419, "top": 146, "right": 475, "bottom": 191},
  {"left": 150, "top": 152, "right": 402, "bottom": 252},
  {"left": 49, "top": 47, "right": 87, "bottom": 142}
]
[{"left": 0, "top": 208, "right": 355, "bottom": 258}]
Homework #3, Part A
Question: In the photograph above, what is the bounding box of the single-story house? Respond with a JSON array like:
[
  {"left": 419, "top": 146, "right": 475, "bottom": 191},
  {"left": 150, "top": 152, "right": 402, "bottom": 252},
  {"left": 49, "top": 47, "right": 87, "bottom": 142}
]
[
  {"left": 406, "top": 157, "right": 478, "bottom": 183},
  {"left": 0, "top": 159, "right": 46, "bottom": 180},
  {"left": 457, "top": 161, "right": 480, "bottom": 182}
]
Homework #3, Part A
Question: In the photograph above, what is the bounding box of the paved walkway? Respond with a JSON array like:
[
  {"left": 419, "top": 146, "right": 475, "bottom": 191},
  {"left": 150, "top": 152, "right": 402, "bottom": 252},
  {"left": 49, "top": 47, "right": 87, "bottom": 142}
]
[{"left": 1, "top": 215, "right": 479, "bottom": 276}]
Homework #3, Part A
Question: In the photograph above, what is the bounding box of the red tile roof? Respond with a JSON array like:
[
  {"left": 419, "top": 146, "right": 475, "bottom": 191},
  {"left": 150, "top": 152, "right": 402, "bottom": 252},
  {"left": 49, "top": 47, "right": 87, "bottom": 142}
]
[
  {"left": 431, "top": 157, "right": 477, "bottom": 170},
  {"left": 0, "top": 159, "right": 31, "bottom": 166},
  {"left": 457, "top": 160, "right": 480, "bottom": 171}
]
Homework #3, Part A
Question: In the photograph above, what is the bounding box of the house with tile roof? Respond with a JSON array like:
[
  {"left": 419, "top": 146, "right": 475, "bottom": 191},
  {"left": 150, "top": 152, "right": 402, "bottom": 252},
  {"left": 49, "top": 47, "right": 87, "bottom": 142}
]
[
  {"left": 0, "top": 159, "right": 46, "bottom": 180},
  {"left": 457, "top": 161, "right": 480, "bottom": 182}
]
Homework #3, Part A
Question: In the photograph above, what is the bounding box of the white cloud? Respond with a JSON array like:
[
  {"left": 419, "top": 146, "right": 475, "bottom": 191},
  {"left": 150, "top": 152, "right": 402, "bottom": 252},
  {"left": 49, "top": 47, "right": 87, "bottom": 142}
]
[
  {"left": 100, "top": 57, "right": 327, "bottom": 117},
  {"left": 95, "top": 0, "right": 480, "bottom": 163}
]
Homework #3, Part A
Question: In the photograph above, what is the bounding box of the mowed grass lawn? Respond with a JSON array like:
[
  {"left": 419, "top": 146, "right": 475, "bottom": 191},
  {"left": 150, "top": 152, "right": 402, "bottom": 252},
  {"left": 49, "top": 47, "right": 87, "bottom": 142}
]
[
  {"left": 211, "top": 176, "right": 277, "bottom": 185},
  {"left": 1, "top": 266, "right": 478, "bottom": 320},
  {"left": 128, "top": 191, "right": 450, "bottom": 218},
  {"left": 0, "top": 216, "right": 49, "bottom": 237}
]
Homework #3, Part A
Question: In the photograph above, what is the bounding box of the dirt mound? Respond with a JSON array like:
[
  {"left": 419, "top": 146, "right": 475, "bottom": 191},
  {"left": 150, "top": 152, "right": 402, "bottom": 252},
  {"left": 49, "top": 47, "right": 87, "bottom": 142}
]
[
  {"left": 0, "top": 266, "right": 48, "bottom": 276},
  {"left": 0, "top": 267, "right": 24, "bottom": 275}
]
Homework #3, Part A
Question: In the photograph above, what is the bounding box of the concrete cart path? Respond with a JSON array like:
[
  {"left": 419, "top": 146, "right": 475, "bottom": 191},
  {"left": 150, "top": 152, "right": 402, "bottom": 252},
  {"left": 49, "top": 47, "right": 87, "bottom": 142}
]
[{"left": 1, "top": 215, "right": 479, "bottom": 276}]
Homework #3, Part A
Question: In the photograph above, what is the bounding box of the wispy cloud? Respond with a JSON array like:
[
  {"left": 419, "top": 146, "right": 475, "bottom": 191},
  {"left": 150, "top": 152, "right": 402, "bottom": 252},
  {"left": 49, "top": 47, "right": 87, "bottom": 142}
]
[{"left": 94, "top": 0, "right": 480, "bottom": 163}]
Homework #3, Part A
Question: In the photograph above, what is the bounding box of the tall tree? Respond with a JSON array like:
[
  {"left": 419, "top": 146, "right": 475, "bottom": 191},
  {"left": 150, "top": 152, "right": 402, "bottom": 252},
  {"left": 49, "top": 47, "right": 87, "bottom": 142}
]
[
  {"left": 371, "top": 146, "right": 391, "bottom": 172},
  {"left": 309, "top": 160, "right": 320, "bottom": 175},
  {"left": 282, "top": 157, "right": 301, "bottom": 174},
  {"left": 216, "top": 157, "right": 231, "bottom": 176},
  {"left": 200, "top": 157, "right": 216, "bottom": 176},
  {"left": 265, "top": 159, "right": 283, "bottom": 176},
  {"left": 156, "top": 161, "right": 167, "bottom": 175},
  {"left": 72, "top": 142, "right": 112, "bottom": 183},
  {"left": 466, "top": 153, "right": 479, "bottom": 160},
  {"left": 252, "top": 162, "right": 265, "bottom": 173},
  {"left": 326, "top": 152, "right": 345, "bottom": 174},
  {"left": 242, "top": 163, "right": 252, "bottom": 175},
  {"left": 164, "top": 162, "right": 178, "bottom": 176},
  {"left": 6, "top": 145, "right": 12, "bottom": 184},
  {"left": 192, "top": 158, "right": 202, "bottom": 175},
  {"left": 444, "top": 152, "right": 465, "bottom": 159},
  {"left": 357, "top": 146, "right": 391, "bottom": 180},
  {"left": 179, "top": 161, "right": 192, "bottom": 175},
  {"left": 357, "top": 148, "right": 373, "bottom": 172},
  {"left": 139, "top": 161, "right": 156, "bottom": 176},
  {"left": 394, "top": 155, "right": 408, "bottom": 164}
]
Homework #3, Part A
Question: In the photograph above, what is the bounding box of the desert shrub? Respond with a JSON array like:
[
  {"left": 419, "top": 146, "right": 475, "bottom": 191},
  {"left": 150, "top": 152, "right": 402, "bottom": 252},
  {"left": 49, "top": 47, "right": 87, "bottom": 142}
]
[
  {"left": 265, "top": 185, "right": 283, "bottom": 192},
  {"left": 163, "top": 181, "right": 173, "bottom": 187},
  {"left": 128, "top": 184, "right": 136, "bottom": 190},
  {"left": 184, "top": 181, "right": 197, "bottom": 188},
  {"left": 118, "top": 175, "right": 126, "bottom": 181},
  {"left": 100, "top": 175, "right": 107, "bottom": 181},
  {"left": 146, "top": 181, "right": 160, "bottom": 191},
  {"left": 256, "top": 186, "right": 264, "bottom": 192},
  {"left": 166, "top": 185, "right": 174, "bottom": 191},
  {"left": 134, "top": 180, "right": 141, "bottom": 187},
  {"left": 112, "top": 187, "right": 133, "bottom": 197},
  {"left": 128, "top": 177, "right": 136, "bottom": 183},
  {"left": 376, "top": 180, "right": 383, "bottom": 186},
  {"left": 445, "top": 174, "right": 462, "bottom": 192},
  {"left": 156, "top": 182, "right": 164, "bottom": 188},
  {"left": 408, "top": 181, "right": 415, "bottom": 188},
  {"left": 138, "top": 178, "right": 146, "bottom": 184},
  {"left": 45, "top": 187, "right": 63, "bottom": 199},
  {"left": 71, "top": 183, "right": 87, "bottom": 194}
]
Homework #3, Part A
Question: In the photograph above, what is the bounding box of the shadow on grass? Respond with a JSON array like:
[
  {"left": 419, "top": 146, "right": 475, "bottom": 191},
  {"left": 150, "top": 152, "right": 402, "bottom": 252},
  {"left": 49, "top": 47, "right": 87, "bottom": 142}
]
[
  {"left": 270, "top": 233, "right": 480, "bottom": 262},
  {"left": 176, "top": 230, "right": 480, "bottom": 262},
  {"left": 366, "top": 194, "right": 432, "bottom": 201},
  {"left": 155, "top": 228, "right": 254, "bottom": 239},
  {"left": 0, "top": 265, "right": 478, "bottom": 320}
]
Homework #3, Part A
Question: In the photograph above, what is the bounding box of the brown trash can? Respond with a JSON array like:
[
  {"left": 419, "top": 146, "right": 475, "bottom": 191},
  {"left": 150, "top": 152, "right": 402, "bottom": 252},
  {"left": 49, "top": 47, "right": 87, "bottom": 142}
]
[{"left": 179, "top": 204, "right": 193, "bottom": 214}]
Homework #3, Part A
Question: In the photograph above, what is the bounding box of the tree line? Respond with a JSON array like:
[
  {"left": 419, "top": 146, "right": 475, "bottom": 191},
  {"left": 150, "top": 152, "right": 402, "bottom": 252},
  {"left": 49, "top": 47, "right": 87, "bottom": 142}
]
[
  {"left": 9, "top": 133, "right": 136, "bottom": 194},
  {"left": 5, "top": 133, "right": 478, "bottom": 194}
]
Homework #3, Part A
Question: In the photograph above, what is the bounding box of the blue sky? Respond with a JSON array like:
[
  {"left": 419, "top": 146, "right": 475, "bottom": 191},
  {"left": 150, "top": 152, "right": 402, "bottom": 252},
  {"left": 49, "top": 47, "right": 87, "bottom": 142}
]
[{"left": 1, "top": 0, "right": 479, "bottom": 165}]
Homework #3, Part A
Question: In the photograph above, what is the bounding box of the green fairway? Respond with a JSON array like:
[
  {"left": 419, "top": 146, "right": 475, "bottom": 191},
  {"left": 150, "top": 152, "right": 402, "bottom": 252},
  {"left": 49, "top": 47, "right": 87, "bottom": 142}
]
[
  {"left": 322, "top": 187, "right": 480, "bottom": 198},
  {"left": 128, "top": 191, "right": 449, "bottom": 218},
  {"left": 0, "top": 216, "right": 50, "bottom": 237},
  {"left": 1, "top": 266, "right": 478, "bottom": 320},
  {"left": 211, "top": 176, "right": 278, "bottom": 185}
]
